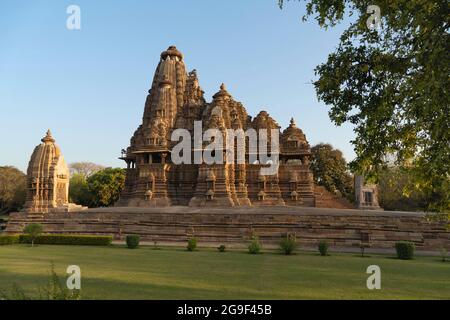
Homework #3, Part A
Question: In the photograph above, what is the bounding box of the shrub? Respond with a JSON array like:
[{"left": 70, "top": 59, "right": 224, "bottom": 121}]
[
  {"left": 318, "top": 240, "right": 329, "bottom": 256},
  {"left": 0, "top": 235, "right": 20, "bottom": 245},
  {"left": 359, "top": 242, "right": 371, "bottom": 257},
  {"left": 152, "top": 241, "right": 160, "bottom": 250},
  {"left": 23, "top": 223, "right": 43, "bottom": 247},
  {"left": 248, "top": 235, "right": 261, "bottom": 254},
  {"left": 279, "top": 234, "right": 297, "bottom": 255},
  {"left": 187, "top": 237, "right": 197, "bottom": 251},
  {"left": 441, "top": 247, "right": 447, "bottom": 262},
  {"left": 19, "top": 234, "right": 112, "bottom": 246},
  {"left": 126, "top": 235, "right": 140, "bottom": 249},
  {"left": 217, "top": 244, "right": 226, "bottom": 252},
  {"left": 395, "top": 241, "right": 415, "bottom": 260}
]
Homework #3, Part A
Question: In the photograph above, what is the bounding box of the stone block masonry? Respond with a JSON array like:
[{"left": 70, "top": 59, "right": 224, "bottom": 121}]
[{"left": 6, "top": 207, "right": 449, "bottom": 251}]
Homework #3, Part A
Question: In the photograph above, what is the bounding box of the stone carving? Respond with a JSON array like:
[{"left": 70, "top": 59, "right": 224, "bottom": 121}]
[
  {"left": 24, "top": 130, "right": 87, "bottom": 213},
  {"left": 118, "top": 46, "right": 315, "bottom": 207}
]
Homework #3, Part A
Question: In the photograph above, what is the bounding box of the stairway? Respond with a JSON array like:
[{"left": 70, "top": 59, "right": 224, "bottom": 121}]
[{"left": 314, "top": 185, "right": 354, "bottom": 209}]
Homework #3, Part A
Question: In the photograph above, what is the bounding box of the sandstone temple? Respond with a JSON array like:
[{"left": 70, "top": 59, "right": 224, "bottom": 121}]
[
  {"left": 117, "top": 46, "right": 316, "bottom": 207},
  {"left": 5, "top": 47, "right": 449, "bottom": 251},
  {"left": 24, "top": 130, "right": 86, "bottom": 213}
]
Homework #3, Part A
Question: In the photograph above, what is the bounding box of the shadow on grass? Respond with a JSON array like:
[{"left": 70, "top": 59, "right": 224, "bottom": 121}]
[{"left": 0, "top": 269, "right": 269, "bottom": 300}]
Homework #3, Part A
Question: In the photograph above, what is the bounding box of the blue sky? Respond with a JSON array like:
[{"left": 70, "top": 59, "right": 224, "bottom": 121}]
[{"left": 0, "top": 0, "right": 355, "bottom": 172}]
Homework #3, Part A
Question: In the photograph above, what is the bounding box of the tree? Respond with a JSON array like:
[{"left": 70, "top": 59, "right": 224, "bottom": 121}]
[
  {"left": 0, "top": 166, "right": 26, "bottom": 214},
  {"left": 310, "top": 143, "right": 354, "bottom": 201},
  {"left": 378, "top": 166, "right": 427, "bottom": 211},
  {"left": 23, "top": 223, "right": 43, "bottom": 247},
  {"left": 68, "top": 173, "right": 93, "bottom": 207},
  {"left": 278, "top": 1, "right": 449, "bottom": 212},
  {"left": 86, "top": 168, "right": 125, "bottom": 207},
  {"left": 69, "top": 162, "right": 105, "bottom": 178}
]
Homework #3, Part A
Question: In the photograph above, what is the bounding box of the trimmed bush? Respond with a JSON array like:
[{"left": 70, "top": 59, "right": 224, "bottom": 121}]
[
  {"left": 0, "top": 235, "right": 20, "bottom": 245},
  {"left": 217, "top": 244, "right": 226, "bottom": 252},
  {"left": 318, "top": 240, "right": 329, "bottom": 256},
  {"left": 126, "top": 235, "right": 140, "bottom": 249},
  {"left": 395, "top": 241, "right": 415, "bottom": 260},
  {"left": 23, "top": 223, "right": 43, "bottom": 247},
  {"left": 19, "top": 234, "right": 112, "bottom": 246},
  {"left": 187, "top": 237, "right": 197, "bottom": 251},
  {"left": 279, "top": 234, "right": 297, "bottom": 255},
  {"left": 248, "top": 235, "right": 261, "bottom": 254}
]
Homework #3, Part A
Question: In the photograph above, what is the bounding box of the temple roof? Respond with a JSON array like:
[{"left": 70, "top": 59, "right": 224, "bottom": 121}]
[
  {"left": 212, "top": 83, "right": 231, "bottom": 99},
  {"left": 160, "top": 45, "right": 183, "bottom": 61},
  {"left": 26, "top": 129, "right": 67, "bottom": 187},
  {"left": 41, "top": 129, "right": 55, "bottom": 144},
  {"left": 281, "top": 117, "right": 306, "bottom": 141}
]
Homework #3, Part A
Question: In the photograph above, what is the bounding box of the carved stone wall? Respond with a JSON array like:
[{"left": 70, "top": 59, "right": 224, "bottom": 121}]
[
  {"left": 6, "top": 207, "right": 449, "bottom": 250},
  {"left": 118, "top": 46, "right": 317, "bottom": 207}
]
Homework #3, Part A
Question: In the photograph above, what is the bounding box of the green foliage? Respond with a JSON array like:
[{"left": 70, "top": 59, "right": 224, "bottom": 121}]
[
  {"left": 87, "top": 168, "right": 125, "bottom": 207},
  {"left": 0, "top": 264, "right": 81, "bottom": 300},
  {"left": 311, "top": 144, "right": 354, "bottom": 202},
  {"left": 279, "top": 233, "right": 297, "bottom": 255},
  {"left": 395, "top": 241, "right": 415, "bottom": 260},
  {"left": 217, "top": 244, "right": 226, "bottom": 252},
  {"left": 23, "top": 223, "right": 43, "bottom": 247},
  {"left": 19, "top": 234, "right": 112, "bottom": 246},
  {"left": 68, "top": 173, "right": 93, "bottom": 207},
  {"left": 0, "top": 166, "right": 26, "bottom": 214},
  {"left": 0, "top": 234, "right": 20, "bottom": 245},
  {"left": 187, "top": 237, "right": 197, "bottom": 251},
  {"left": 69, "top": 167, "right": 125, "bottom": 208},
  {"left": 126, "top": 235, "right": 140, "bottom": 249},
  {"left": 318, "top": 240, "right": 329, "bottom": 256},
  {"left": 378, "top": 166, "right": 428, "bottom": 211},
  {"left": 278, "top": 0, "right": 450, "bottom": 212},
  {"left": 248, "top": 235, "right": 262, "bottom": 254}
]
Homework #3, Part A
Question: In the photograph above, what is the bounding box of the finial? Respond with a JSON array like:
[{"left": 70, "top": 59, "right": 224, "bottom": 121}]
[
  {"left": 220, "top": 83, "right": 226, "bottom": 91},
  {"left": 290, "top": 117, "right": 296, "bottom": 126},
  {"left": 41, "top": 129, "right": 55, "bottom": 143}
]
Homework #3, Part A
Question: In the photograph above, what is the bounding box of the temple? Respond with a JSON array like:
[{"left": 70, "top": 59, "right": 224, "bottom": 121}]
[
  {"left": 117, "top": 46, "right": 316, "bottom": 207},
  {"left": 24, "top": 130, "right": 86, "bottom": 213}
]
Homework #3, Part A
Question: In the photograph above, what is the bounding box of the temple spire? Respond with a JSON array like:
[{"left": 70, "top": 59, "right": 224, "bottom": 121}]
[{"left": 289, "top": 117, "right": 296, "bottom": 127}]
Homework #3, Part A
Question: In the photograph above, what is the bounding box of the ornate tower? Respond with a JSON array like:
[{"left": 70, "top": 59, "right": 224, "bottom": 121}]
[
  {"left": 119, "top": 46, "right": 317, "bottom": 208},
  {"left": 118, "top": 46, "right": 205, "bottom": 206},
  {"left": 24, "top": 130, "right": 86, "bottom": 213}
]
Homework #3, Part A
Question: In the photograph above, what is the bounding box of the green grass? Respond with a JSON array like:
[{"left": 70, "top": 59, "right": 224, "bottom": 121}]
[{"left": 0, "top": 244, "right": 448, "bottom": 299}]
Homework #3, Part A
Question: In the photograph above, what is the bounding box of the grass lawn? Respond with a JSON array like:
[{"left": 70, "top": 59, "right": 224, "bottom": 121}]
[{"left": 0, "top": 244, "right": 448, "bottom": 299}]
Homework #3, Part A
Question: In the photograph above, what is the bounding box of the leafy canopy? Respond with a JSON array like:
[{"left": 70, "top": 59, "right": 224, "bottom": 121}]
[
  {"left": 0, "top": 166, "right": 26, "bottom": 214},
  {"left": 278, "top": 0, "right": 449, "bottom": 212},
  {"left": 310, "top": 143, "right": 354, "bottom": 201},
  {"left": 86, "top": 168, "right": 125, "bottom": 207},
  {"left": 69, "top": 168, "right": 125, "bottom": 208},
  {"left": 23, "top": 223, "right": 43, "bottom": 247}
]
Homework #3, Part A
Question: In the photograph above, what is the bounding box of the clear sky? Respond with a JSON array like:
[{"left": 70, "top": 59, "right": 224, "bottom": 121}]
[{"left": 0, "top": 0, "right": 356, "bottom": 172}]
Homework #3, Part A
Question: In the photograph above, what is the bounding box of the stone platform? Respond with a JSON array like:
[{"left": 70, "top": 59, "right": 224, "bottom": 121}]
[{"left": 5, "top": 207, "right": 449, "bottom": 250}]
